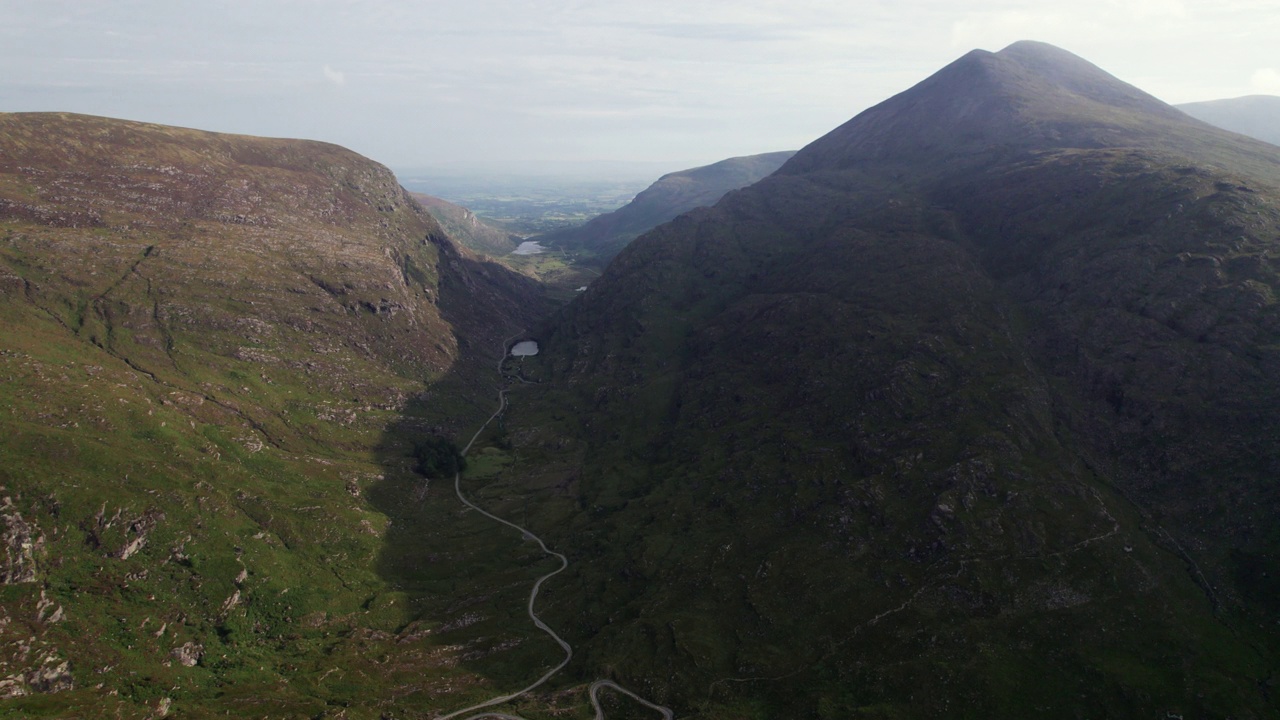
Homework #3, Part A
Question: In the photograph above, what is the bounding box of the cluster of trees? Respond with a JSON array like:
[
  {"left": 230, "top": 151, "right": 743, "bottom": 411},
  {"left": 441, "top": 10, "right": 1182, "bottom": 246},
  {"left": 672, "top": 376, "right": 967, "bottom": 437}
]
[{"left": 412, "top": 436, "right": 466, "bottom": 478}]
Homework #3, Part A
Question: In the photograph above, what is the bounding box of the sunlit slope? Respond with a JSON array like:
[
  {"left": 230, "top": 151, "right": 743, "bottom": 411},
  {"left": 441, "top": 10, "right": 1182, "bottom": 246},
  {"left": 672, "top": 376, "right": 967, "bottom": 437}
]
[{"left": 0, "top": 112, "right": 550, "bottom": 717}]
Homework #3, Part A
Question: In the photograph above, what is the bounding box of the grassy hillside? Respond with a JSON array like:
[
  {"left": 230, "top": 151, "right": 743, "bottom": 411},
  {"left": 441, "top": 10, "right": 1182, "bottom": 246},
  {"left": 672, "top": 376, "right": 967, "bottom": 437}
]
[{"left": 0, "top": 112, "right": 565, "bottom": 718}]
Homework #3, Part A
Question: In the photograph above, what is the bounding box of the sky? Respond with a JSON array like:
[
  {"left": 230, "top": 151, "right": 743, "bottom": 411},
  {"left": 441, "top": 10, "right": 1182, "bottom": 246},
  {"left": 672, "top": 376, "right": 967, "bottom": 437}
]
[{"left": 2, "top": 0, "right": 1278, "bottom": 177}]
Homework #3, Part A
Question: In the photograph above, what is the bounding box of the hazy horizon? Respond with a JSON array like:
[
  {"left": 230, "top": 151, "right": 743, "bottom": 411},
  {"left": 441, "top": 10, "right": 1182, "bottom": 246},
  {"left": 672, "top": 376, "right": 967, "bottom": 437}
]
[{"left": 3, "top": 1, "right": 1278, "bottom": 177}]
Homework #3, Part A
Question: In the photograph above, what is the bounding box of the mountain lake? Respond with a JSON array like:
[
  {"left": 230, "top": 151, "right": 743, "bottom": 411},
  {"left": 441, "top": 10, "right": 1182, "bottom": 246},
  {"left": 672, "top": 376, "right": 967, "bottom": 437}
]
[{"left": 511, "top": 340, "right": 539, "bottom": 356}]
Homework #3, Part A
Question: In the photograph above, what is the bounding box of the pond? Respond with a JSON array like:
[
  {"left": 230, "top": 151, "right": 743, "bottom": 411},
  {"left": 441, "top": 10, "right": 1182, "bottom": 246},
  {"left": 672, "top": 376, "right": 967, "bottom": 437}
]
[
  {"left": 513, "top": 241, "right": 544, "bottom": 255},
  {"left": 510, "top": 340, "right": 539, "bottom": 357}
]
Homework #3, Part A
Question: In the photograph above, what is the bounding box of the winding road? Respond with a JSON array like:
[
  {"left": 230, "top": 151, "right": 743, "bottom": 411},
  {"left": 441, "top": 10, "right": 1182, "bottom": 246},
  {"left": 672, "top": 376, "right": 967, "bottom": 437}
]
[{"left": 435, "top": 334, "right": 673, "bottom": 720}]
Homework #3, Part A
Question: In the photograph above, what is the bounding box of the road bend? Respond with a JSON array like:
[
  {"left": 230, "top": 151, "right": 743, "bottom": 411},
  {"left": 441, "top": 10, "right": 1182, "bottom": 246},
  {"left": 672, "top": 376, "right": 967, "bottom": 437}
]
[{"left": 435, "top": 333, "right": 673, "bottom": 720}]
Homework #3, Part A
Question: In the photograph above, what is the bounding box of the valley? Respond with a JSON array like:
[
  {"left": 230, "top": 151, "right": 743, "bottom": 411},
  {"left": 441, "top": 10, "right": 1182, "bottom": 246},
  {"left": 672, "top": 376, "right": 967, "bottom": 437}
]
[
  {"left": 432, "top": 332, "right": 674, "bottom": 720},
  {"left": 2, "top": 39, "right": 1280, "bottom": 720},
  {"left": 407, "top": 154, "right": 800, "bottom": 301},
  {"left": 399, "top": 175, "right": 650, "bottom": 238}
]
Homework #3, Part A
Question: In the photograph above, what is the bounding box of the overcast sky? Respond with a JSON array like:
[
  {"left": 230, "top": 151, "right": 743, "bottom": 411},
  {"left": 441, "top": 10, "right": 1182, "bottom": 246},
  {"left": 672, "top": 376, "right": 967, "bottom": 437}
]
[{"left": 2, "top": 1, "right": 1278, "bottom": 176}]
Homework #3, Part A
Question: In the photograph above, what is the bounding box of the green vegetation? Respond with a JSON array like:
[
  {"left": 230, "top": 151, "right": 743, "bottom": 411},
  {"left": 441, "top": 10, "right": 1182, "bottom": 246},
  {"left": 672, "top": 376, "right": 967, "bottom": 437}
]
[{"left": 412, "top": 436, "right": 466, "bottom": 478}]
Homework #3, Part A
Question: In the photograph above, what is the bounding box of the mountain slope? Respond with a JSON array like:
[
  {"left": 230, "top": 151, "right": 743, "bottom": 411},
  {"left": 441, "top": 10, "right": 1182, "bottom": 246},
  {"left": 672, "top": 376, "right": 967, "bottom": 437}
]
[
  {"left": 1178, "top": 94, "right": 1280, "bottom": 146},
  {"left": 537, "top": 151, "right": 794, "bottom": 264},
  {"left": 412, "top": 191, "right": 521, "bottom": 258},
  {"left": 481, "top": 42, "right": 1280, "bottom": 718},
  {"left": 0, "top": 112, "right": 551, "bottom": 717}
]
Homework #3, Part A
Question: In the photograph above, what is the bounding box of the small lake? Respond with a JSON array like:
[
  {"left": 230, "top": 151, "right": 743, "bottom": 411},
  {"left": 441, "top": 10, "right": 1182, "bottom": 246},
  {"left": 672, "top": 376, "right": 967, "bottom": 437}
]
[
  {"left": 513, "top": 241, "right": 544, "bottom": 255},
  {"left": 510, "top": 340, "right": 539, "bottom": 357}
]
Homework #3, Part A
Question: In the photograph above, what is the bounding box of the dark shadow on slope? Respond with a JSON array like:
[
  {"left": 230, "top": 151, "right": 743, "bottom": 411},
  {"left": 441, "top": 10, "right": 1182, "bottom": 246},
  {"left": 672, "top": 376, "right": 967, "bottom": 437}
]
[
  {"left": 362, "top": 41, "right": 1280, "bottom": 716},
  {"left": 365, "top": 234, "right": 574, "bottom": 713},
  {"left": 409, "top": 144, "right": 1280, "bottom": 717}
]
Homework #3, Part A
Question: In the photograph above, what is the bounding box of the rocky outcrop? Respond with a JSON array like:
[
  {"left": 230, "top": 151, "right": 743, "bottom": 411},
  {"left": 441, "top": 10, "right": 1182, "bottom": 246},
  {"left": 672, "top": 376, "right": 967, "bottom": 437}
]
[
  {"left": 35, "top": 589, "right": 64, "bottom": 624},
  {"left": 26, "top": 659, "right": 73, "bottom": 693},
  {"left": 0, "top": 655, "right": 73, "bottom": 698},
  {"left": 170, "top": 642, "right": 203, "bottom": 668},
  {"left": 1, "top": 500, "right": 45, "bottom": 584},
  {"left": 115, "top": 511, "right": 164, "bottom": 560}
]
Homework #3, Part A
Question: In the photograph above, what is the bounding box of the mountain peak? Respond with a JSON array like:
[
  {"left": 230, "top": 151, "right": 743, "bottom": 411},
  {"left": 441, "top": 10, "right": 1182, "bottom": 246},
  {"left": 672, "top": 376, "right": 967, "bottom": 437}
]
[
  {"left": 999, "top": 38, "right": 1090, "bottom": 61},
  {"left": 782, "top": 41, "right": 1192, "bottom": 175}
]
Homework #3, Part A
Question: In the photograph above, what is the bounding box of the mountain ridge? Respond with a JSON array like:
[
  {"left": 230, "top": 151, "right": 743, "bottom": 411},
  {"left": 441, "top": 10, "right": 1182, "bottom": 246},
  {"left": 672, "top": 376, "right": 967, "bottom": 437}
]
[
  {"left": 538, "top": 150, "right": 795, "bottom": 264},
  {"left": 1177, "top": 94, "right": 1280, "bottom": 146}
]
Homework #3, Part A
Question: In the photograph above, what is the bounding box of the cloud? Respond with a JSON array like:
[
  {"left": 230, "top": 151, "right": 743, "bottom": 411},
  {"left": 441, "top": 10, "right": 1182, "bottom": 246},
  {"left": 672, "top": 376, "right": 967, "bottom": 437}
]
[
  {"left": 1112, "top": 0, "right": 1187, "bottom": 21},
  {"left": 4, "top": 0, "right": 1277, "bottom": 168},
  {"left": 949, "top": 0, "right": 1191, "bottom": 51},
  {"left": 948, "top": 8, "right": 1099, "bottom": 52},
  {"left": 1251, "top": 68, "right": 1280, "bottom": 94}
]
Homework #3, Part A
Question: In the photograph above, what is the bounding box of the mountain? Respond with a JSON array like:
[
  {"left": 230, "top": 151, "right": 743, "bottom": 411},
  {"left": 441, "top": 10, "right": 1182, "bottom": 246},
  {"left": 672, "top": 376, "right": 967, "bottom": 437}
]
[
  {"left": 486, "top": 41, "right": 1280, "bottom": 717},
  {"left": 537, "top": 151, "right": 795, "bottom": 264},
  {"left": 0, "top": 112, "right": 553, "bottom": 716},
  {"left": 411, "top": 191, "right": 521, "bottom": 258},
  {"left": 1178, "top": 94, "right": 1280, "bottom": 146}
]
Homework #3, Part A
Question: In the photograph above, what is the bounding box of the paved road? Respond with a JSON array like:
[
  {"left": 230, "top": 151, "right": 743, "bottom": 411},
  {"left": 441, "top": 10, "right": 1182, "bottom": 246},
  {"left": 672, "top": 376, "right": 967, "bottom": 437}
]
[
  {"left": 435, "top": 334, "right": 673, "bottom": 720},
  {"left": 589, "top": 680, "right": 675, "bottom": 720}
]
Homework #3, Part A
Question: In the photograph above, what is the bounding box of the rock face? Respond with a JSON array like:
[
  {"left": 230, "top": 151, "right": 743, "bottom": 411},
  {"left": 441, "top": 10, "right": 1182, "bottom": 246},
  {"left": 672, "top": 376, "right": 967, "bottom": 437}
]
[
  {"left": 0, "top": 652, "right": 73, "bottom": 699},
  {"left": 509, "top": 41, "right": 1280, "bottom": 717},
  {"left": 1, "top": 503, "right": 44, "bottom": 584},
  {"left": 25, "top": 660, "right": 73, "bottom": 693}
]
